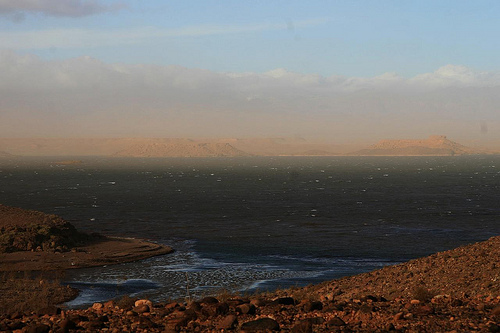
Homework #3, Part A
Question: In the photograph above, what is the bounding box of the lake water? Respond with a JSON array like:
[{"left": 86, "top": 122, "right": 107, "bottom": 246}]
[{"left": 0, "top": 156, "right": 498, "bottom": 307}]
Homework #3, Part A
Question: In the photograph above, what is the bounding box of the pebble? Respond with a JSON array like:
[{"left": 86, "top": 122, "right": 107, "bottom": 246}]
[{"left": 92, "top": 302, "right": 103, "bottom": 310}]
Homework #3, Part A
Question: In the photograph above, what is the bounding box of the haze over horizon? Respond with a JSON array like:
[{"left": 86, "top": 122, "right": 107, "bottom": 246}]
[{"left": 1, "top": 1, "right": 499, "bottom": 147}]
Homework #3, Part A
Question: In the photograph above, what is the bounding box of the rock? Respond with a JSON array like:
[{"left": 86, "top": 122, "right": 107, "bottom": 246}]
[
  {"left": 103, "top": 300, "right": 115, "bottom": 308},
  {"left": 133, "top": 304, "right": 150, "bottom": 314},
  {"left": 134, "top": 316, "right": 158, "bottom": 329},
  {"left": 7, "top": 320, "right": 24, "bottom": 330},
  {"left": 303, "top": 300, "right": 323, "bottom": 312},
  {"left": 188, "top": 301, "right": 202, "bottom": 312},
  {"left": 165, "top": 302, "right": 180, "bottom": 310},
  {"left": 276, "top": 297, "right": 296, "bottom": 305},
  {"left": 363, "top": 295, "right": 378, "bottom": 302},
  {"left": 386, "top": 323, "right": 397, "bottom": 331},
  {"left": 87, "top": 320, "right": 105, "bottom": 330},
  {"left": 291, "top": 320, "right": 313, "bottom": 333},
  {"left": 183, "top": 308, "right": 198, "bottom": 321},
  {"left": 67, "top": 313, "right": 87, "bottom": 322},
  {"left": 404, "top": 313, "right": 413, "bottom": 319},
  {"left": 27, "top": 324, "right": 51, "bottom": 333},
  {"left": 9, "top": 311, "right": 23, "bottom": 320},
  {"left": 488, "top": 323, "right": 500, "bottom": 332},
  {"left": 327, "top": 317, "right": 346, "bottom": 327},
  {"left": 166, "top": 311, "right": 196, "bottom": 330},
  {"left": 491, "top": 305, "right": 500, "bottom": 316},
  {"left": 250, "top": 298, "right": 266, "bottom": 307},
  {"left": 414, "top": 305, "right": 434, "bottom": 315},
  {"left": 240, "top": 318, "right": 280, "bottom": 332},
  {"left": 301, "top": 317, "right": 325, "bottom": 325},
  {"left": 226, "top": 298, "right": 245, "bottom": 307},
  {"left": 216, "top": 302, "right": 230, "bottom": 315},
  {"left": 200, "top": 296, "right": 219, "bottom": 304},
  {"left": 97, "top": 315, "right": 109, "bottom": 322},
  {"left": 217, "top": 314, "right": 238, "bottom": 330},
  {"left": 394, "top": 312, "right": 405, "bottom": 321},
  {"left": 410, "top": 299, "right": 420, "bottom": 305},
  {"left": 236, "top": 303, "right": 256, "bottom": 315},
  {"left": 58, "top": 318, "right": 76, "bottom": 332},
  {"left": 359, "top": 304, "right": 373, "bottom": 313},
  {"left": 92, "top": 302, "right": 103, "bottom": 310},
  {"left": 134, "top": 299, "right": 153, "bottom": 308},
  {"left": 36, "top": 305, "right": 60, "bottom": 316}
]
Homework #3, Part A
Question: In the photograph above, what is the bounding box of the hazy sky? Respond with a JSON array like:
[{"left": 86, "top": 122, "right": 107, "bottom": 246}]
[{"left": 0, "top": 0, "right": 499, "bottom": 145}]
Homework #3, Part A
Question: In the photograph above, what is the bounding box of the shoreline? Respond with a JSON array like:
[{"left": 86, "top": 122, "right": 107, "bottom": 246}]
[
  {"left": 1, "top": 235, "right": 498, "bottom": 331},
  {"left": 0, "top": 203, "right": 174, "bottom": 272},
  {"left": 0, "top": 236, "right": 174, "bottom": 272}
]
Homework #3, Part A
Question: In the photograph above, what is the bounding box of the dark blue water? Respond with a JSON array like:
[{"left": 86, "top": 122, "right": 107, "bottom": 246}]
[{"left": 0, "top": 156, "right": 498, "bottom": 306}]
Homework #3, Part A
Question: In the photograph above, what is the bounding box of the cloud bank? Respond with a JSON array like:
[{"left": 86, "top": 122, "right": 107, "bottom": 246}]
[
  {"left": 0, "top": 0, "right": 124, "bottom": 19},
  {"left": 0, "top": 51, "right": 499, "bottom": 145}
]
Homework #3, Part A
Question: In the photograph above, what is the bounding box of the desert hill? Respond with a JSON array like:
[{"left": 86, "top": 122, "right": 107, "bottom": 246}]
[
  {"left": 221, "top": 137, "right": 350, "bottom": 156},
  {"left": 0, "top": 136, "right": 494, "bottom": 157},
  {"left": 349, "top": 135, "right": 487, "bottom": 156},
  {"left": 0, "top": 151, "right": 13, "bottom": 158},
  {"left": 0, "top": 137, "right": 355, "bottom": 157},
  {"left": 114, "top": 142, "right": 251, "bottom": 157}
]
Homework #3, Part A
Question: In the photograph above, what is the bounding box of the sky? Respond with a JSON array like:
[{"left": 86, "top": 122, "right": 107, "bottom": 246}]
[{"left": 0, "top": 0, "right": 499, "bottom": 146}]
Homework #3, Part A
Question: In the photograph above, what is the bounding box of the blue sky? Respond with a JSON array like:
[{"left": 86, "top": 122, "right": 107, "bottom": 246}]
[
  {"left": 2, "top": 0, "right": 499, "bottom": 77},
  {"left": 0, "top": 0, "right": 499, "bottom": 144}
]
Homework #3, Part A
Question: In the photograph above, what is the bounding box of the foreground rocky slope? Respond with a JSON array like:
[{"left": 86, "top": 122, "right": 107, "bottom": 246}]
[{"left": 1, "top": 235, "right": 498, "bottom": 332}]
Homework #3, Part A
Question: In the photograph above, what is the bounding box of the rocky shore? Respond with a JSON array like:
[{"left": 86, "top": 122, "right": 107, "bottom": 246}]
[
  {"left": 0, "top": 204, "right": 173, "bottom": 317},
  {"left": 1, "top": 217, "right": 499, "bottom": 331},
  {"left": 0, "top": 204, "right": 174, "bottom": 272}
]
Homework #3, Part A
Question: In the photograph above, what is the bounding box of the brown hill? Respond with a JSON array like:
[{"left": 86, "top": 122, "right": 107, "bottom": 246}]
[
  {"left": 348, "top": 135, "right": 487, "bottom": 156},
  {"left": 0, "top": 204, "right": 90, "bottom": 253},
  {"left": 0, "top": 151, "right": 13, "bottom": 158},
  {"left": 0, "top": 204, "right": 173, "bottom": 271},
  {"left": 227, "top": 138, "right": 348, "bottom": 156},
  {"left": 0, "top": 138, "right": 138, "bottom": 156},
  {"left": 114, "top": 142, "right": 251, "bottom": 157}
]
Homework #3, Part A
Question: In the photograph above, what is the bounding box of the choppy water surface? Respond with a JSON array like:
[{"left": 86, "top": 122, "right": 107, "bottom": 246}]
[{"left": 0, "top": 156, "right": 498, "bottom": 307}]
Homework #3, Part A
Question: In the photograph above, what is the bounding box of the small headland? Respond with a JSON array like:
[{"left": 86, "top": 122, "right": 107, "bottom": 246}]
[{"left": 0, "top": 204, "right": 173, "bottom": 315}]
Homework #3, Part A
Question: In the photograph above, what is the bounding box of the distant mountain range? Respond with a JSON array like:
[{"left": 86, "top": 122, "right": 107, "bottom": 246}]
[
  {"left": 0, "top": 135, "right": 495, "bottom": 157},
  {"left": 114, "top": 142, "right": 250, "bottom": 157},
  {"left": 0, "top": 151, "right": 14, "bottom": 158},
  {"left": 348, "top": 135, "right": 487, "bottom": 156}
]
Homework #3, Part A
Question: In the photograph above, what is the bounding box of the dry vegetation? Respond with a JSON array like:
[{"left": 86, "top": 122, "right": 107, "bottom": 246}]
[{"left": 0, "top": 271, "right": 78, "bottom": 315}]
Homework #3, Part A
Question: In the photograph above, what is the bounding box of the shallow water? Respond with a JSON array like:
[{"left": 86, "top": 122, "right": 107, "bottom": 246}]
[{"left": 0, "top": 156, "right": 498, "bottom": 307}]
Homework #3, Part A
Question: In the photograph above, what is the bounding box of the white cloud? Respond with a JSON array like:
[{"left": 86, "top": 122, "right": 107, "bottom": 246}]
[
  {"left": 0, "top": 0, "right": 125, "bottom": 18},
  {"left": 0, "top": 51, "right": 499, "bottom": 143},
  {"left": 411, "top": 64, "right": 500, "bottom": 87}
]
